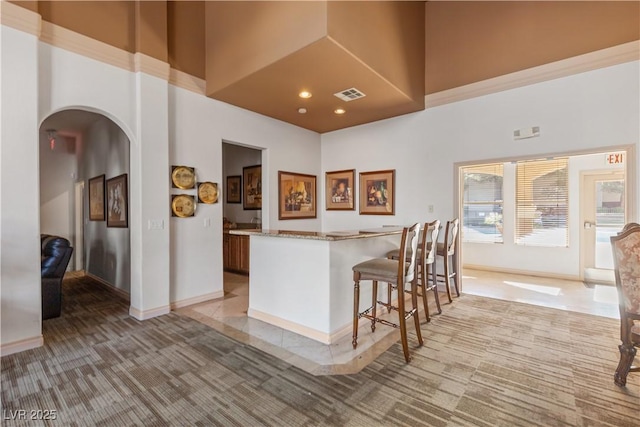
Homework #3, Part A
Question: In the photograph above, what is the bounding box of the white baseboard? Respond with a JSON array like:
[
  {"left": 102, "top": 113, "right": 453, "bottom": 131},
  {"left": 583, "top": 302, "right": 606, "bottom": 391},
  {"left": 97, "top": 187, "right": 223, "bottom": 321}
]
[
  {"left": 248, "top": 308, "right": 332, "bottom": 345},
  {"left": 0, "top": 335, "right": 43, "bottom": 357},
  {"left": 329, "top": 322, "right": 353, "bottom": 343},
  {"left": 170, "top": 291, "right": 224, "bottom": 310},
  {"left": 463, "top": 264, "right": 580, "bottom": 282},
  {"left": 129, "top": 305, "right": 170, "bottom": 321},
  {"left": 86, "top": 272, "right": 130, "bottom": 301}
]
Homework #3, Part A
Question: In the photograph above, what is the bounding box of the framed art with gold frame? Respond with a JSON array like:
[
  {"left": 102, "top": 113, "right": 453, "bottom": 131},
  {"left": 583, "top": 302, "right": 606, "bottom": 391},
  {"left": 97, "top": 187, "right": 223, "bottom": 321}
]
[
  {"left": 278, "top": 171, "right": 317, "bottom": 220},
  {"left": 325, "top": 169, "right": 355, "bottom": 211},
  {"left": 88, "top": 174, "right": 106, "bottom": 221},
  {"left": 106, "top": 174, "right": 129, "bottom": 227},
  {"left": 171, "top": 194, "right": 196, "bottom": 218},
  {"left": 243, "top": 165, "right": 262, "bottom": 210},
  {"left": 171, "top": 165, "right": 196, "bottom": 189},
  {"left": 197, "top": 182, "right": 219, "bottom": 204},
  {"left": 226, "top": 175, "right": 241, "bottom": 203},
  {"left": 359, "top": 169, "right": 395, "bottom": 215}
]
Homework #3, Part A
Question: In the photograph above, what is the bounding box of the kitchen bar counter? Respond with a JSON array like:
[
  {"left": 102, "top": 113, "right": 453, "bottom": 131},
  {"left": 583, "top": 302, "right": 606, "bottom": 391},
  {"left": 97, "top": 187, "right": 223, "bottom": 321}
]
[
  {"left": 236, "top": 227, "right": 404, "bottom": 344},
  {"left": 230, "top": 227, "right": 403, "bottom": 241}
]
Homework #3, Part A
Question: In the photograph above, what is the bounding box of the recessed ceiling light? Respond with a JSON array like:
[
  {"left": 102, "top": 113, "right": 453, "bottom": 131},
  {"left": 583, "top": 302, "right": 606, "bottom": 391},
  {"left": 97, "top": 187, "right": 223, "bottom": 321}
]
[
  {"left": 298, "top": 108, "right": 307, "bottom": 114},
  {"left": 334, "top": 108, "right": 346, "bottom": 115},
  {"left": 298, "top": 91, "right": 312, "bottom": 99}
]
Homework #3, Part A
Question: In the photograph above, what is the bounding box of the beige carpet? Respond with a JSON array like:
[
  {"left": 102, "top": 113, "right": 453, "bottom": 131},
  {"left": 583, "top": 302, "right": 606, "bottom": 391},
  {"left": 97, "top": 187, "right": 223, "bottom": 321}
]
[{"left": 1, "top": 276, "right": 638, "bottom": 426}]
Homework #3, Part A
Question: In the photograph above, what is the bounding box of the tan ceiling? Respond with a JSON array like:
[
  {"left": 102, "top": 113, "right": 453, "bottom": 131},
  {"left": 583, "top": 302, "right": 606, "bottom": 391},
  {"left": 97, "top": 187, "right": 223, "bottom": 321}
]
[
  {"left": 205, "top": 1, "right": 425, "bottom": 133},
  {"left": 425, "top": 1, "right": 640, "bottom": 93},
  {"left": 210, "top": 37, "right": 423, "bottom": 134},
  {"left": 10, "top": 1, "right": 640, "bottom": 133}
]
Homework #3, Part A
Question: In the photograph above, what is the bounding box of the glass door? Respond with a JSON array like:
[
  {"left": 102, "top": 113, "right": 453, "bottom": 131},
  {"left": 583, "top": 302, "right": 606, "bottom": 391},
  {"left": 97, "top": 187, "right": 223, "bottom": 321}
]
[{"left": 582, "top": 172, "right": 625, "bottom": 284}]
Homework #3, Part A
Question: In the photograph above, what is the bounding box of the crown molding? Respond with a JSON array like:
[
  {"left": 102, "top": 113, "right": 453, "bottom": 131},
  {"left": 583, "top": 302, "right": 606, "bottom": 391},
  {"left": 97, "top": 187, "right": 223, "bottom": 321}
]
[
  {"left": 134, "top": 52, "right": 171, "bottom": 81},
  {"left": 426, "top": 40, "right": 640, "bottom": 108},
  {"left": 0, "top": 0, "right": 41, "bottom": 36},
  {"left": 40, "top": 20, "right": 134, "bottom": 71},
  {"left": 169, "top": 68, "right": 206, "bottom": 95},
  {"left": 2, "top": 2, "right": 638, "bottom": 109}
]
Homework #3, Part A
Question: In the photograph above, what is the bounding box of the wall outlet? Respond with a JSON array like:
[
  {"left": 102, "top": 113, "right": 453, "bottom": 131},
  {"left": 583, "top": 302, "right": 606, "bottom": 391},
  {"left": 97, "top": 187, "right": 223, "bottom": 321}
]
[
  {"left": 204, "top": 218, "right": 211, "bottom": 228},
  {"left": 428, "top": 205, "right": 434, "bottom": 213}
]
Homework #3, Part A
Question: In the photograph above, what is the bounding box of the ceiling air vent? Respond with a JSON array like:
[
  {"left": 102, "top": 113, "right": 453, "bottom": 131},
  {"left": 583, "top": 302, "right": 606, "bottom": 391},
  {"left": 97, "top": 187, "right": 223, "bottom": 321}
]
[{"left": 333, "top": 88, "right": 366, "bottom": 102}]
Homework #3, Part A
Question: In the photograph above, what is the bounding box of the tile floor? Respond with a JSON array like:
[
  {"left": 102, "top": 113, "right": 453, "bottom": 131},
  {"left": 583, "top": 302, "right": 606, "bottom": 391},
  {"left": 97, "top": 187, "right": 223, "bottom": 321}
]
[
  {"left": 462, "top": 269, "right": 620, "bottom": 319},
  {"left": 177, "top": 268, "right": 620, "bottom": 376}
]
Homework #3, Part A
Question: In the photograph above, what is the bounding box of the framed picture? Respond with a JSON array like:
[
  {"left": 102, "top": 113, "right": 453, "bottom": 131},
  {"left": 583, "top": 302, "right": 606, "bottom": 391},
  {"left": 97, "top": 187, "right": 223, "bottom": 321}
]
[
  {"left": 243, "top": 165, "right": 262, "bottom": 210},
  {"left": 359, "top": 169, "right": 395, "bottom": 215},
  {"left": 325, "top": 169, "right": 355, "bottom": 211},
  {"left": 197, "top": 182, "right": 218, "bottom": 204},
  {"left": 88, "top": 174, "right": 106, "bottom": 221},
  {"left": 226, "top": 175, "right": 241, "bottom": 203},
  {"left": 278, "top": 171, "right": 317, "bottom": 220},
  {"left": 106, "top": 174, "right": 129, "bottom": 227}
]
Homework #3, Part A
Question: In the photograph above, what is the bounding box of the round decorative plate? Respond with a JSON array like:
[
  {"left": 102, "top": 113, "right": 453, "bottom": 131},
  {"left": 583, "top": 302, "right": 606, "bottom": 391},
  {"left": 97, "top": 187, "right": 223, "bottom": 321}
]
[
  {"left": 198, "top": 182, "right": 218, "bottom": 204},
  {"left": 171, "top": 166, "right": 196, "bottom": 189},
  {"left": 172, "top": 195, "right": 195, "bottom": 218}
]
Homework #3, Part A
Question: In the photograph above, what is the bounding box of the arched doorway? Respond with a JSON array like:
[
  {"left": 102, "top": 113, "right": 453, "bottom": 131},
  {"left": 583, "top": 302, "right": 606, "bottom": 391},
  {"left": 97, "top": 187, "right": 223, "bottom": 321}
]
[{"left": 39, "top": 109, "right": 132, "bottom": 308}]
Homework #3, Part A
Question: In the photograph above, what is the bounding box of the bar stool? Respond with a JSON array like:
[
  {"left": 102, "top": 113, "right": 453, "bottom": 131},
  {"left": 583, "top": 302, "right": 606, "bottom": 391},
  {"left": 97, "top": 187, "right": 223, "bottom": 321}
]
[
  {"left": 386, "top": 220, "right": 441, "bottom": 321},
  {"left": 437, "top": 218, "right": 460, "bottom": 303},
  {"left": 352, "top": 223, "right": 423, "bottom": 363}
]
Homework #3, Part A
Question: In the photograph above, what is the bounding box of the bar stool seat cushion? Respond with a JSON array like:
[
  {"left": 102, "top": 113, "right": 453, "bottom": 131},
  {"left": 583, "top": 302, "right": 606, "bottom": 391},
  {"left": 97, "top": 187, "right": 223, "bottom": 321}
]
[
  {"left": 353, "top": 258, "right": 410, "bottom": 282},
  {"left": 435, "top": 242, "right": 446, "bottom": 255}
]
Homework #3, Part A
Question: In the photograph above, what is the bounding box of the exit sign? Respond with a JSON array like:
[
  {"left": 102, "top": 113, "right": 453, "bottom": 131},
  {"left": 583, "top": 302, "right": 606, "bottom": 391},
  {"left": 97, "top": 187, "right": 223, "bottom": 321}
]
[{"left": 606, "top": 153, "right": 624, "bottom": 165}]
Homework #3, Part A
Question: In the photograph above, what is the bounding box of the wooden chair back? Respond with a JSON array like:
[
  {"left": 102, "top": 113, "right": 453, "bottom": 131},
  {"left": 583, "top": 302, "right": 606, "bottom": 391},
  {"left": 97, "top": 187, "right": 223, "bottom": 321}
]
[
  {"left": 398, "top": 223, "right": 420, "bottom": 286},
  {"left": 444, "top": 218, "right": 459, "bottom": 256},
  {"left": 420, "top": 220, "right": 440, "bottom": 267}
]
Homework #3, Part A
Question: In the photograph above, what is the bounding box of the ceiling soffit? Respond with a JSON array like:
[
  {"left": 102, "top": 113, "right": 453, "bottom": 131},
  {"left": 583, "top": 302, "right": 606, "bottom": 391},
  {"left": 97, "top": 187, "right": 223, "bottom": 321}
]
[{"left": 205, "top": 1, "right": 425, "bottom": 133}]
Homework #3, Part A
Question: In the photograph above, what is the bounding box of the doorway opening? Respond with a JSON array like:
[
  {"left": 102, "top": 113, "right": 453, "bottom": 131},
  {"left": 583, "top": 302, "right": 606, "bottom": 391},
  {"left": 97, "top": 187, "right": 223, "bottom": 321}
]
[
  {"left": 221, "top": 141, "right": 264, "bottom": 299},
  {"left": 39, "top": 109, "right": 132, "bottom": 322}
]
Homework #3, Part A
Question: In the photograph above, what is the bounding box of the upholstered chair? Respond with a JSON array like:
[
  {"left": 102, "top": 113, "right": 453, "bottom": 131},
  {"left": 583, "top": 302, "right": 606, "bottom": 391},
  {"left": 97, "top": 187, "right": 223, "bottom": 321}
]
[{"left": 610, "top": 225, "right": 640, "bottom": 386}]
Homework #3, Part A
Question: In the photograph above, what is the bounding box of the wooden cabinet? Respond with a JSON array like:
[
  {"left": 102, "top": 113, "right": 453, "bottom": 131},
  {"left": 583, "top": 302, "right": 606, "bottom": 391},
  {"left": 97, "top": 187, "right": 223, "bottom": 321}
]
[{"left": 223, "top": 233, "right": 250, "bottom": 274}]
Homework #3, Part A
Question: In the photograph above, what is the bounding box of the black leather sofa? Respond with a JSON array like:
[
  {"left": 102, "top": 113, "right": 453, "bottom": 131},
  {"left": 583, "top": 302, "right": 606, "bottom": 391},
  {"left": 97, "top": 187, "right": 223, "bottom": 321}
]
[{"left": 41, "top": 234, "right": 73, "bottom": 320}]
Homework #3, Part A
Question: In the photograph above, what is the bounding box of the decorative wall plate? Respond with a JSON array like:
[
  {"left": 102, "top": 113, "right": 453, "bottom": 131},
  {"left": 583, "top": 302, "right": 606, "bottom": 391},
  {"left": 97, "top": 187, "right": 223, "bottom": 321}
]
[
  {"left": 198, "top": 182, "right": 218, "bottom": 204},
  {"left": 171, "top": 166, "right": 196, "bottom": 189},
  {"left": 172, "top": 194, "right": 196, "bottom": 217}
]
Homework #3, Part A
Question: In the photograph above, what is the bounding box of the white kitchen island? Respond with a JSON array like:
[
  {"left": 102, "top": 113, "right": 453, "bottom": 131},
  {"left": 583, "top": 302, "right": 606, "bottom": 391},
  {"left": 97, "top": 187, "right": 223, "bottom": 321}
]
[{"left": 230, "top": 228, "right": 403, "bottom": 344}]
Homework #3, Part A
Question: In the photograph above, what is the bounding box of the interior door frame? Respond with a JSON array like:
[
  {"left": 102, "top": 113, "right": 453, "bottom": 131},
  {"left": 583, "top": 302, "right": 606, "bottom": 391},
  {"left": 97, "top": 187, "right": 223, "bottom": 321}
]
[
  {"left": 74, "top": 181, "right": 85, "bottom": 271},
  {"left": 579, "top": 169, "right": 626, "bottom": 282}
]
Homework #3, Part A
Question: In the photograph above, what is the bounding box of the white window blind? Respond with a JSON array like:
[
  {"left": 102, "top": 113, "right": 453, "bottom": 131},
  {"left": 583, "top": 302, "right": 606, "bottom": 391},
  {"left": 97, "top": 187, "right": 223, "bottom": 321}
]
[
  {"left": 461, "top": 163, "right": 504, "bottom": 243},
  {"left": 515, "top": 157, "right": 569, "bottom": 247}
]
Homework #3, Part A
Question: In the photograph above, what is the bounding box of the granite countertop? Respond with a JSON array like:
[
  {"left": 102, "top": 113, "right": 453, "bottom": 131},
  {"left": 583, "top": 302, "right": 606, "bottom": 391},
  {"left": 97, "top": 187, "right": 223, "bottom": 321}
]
[{"left": 229, "top": 227, "right": 404, "bottom": 241}]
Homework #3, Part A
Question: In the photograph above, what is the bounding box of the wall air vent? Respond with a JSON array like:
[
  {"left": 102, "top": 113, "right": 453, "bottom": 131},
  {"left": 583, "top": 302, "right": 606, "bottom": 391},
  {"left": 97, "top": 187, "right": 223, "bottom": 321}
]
[{"left": 333, "top": 88, "right": 366, "bottom": 102}]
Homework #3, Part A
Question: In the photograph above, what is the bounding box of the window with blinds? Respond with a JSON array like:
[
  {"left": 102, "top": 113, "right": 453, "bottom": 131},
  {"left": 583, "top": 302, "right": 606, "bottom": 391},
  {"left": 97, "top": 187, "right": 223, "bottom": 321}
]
[
  {"left": 515, "top": 157, "right": 569, "bottom": 247},
  {"left": 461, "top": 163, "right": 504, "bottom": 243}
]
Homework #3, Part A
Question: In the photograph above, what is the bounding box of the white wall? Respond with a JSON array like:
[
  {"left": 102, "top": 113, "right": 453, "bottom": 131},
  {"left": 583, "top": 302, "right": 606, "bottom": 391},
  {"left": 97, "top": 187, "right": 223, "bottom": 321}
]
[
  {"left": 168, "top": 86, "right": 321, "bottom": 305},
  {"left": 1, "top": 25, "right": 41, "bottom": 349},
  {"left": 80, "top": 117, "right": 131, "bottom": 291},
  {"left": 222, "top": 142, "right": 262, "bottom": 224},
  {"left": 1, "top": 21, "right": 321, "bottom": 349},
  {"left": 321, "top": 61, "right": 640, "bottom": 277}
]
